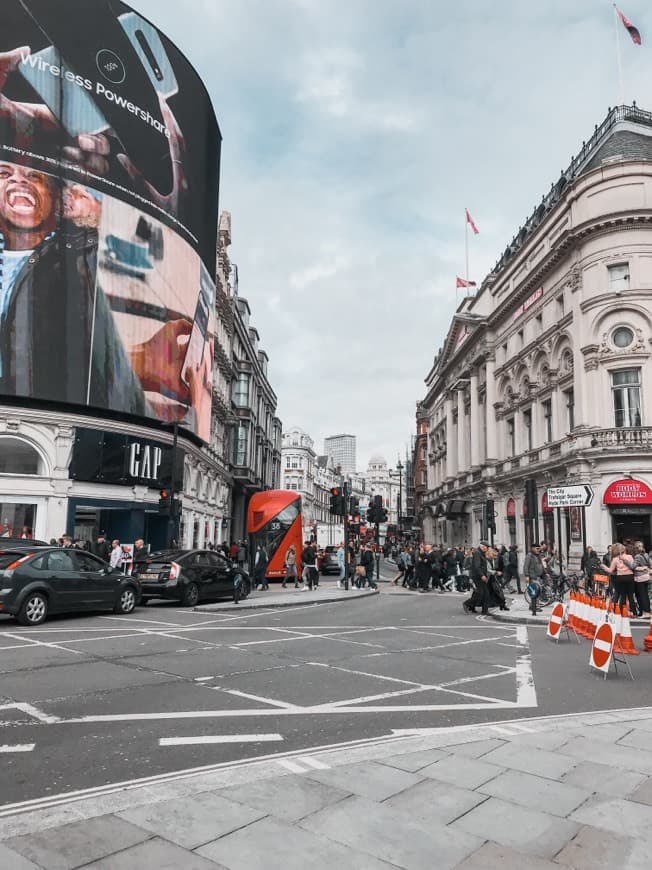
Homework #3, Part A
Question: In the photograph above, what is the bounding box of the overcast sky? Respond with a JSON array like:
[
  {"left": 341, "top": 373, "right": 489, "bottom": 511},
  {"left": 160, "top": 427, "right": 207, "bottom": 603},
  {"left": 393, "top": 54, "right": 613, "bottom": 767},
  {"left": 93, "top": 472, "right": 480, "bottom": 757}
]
[{"left": 133, "top": 0, "right": 651, "bottom": 471}]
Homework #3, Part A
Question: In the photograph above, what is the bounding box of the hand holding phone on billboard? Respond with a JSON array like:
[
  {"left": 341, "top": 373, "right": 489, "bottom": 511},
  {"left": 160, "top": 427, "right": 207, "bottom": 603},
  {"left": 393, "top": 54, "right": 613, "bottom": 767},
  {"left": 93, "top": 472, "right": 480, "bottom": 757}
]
[{"left": 128, "top": 318, "right": 192, "bottom": 402}]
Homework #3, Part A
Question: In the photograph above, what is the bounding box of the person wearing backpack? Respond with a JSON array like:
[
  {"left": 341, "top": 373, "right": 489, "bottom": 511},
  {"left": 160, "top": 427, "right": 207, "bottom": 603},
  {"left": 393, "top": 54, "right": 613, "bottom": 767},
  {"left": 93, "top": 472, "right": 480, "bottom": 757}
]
[
  {"left": 505, "top": 545, "right": 521, "bottom": 593},
  {"left": 633, "top": 541, "right": 651, "bottom": 618}
]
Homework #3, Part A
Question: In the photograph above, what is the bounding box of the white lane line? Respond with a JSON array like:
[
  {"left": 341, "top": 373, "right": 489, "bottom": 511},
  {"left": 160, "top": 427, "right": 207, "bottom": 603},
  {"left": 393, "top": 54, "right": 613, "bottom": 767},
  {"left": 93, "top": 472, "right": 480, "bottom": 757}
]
[
  {"left": 211, "top": 687, "right": 299, "bottom": 710},
  {"left": 1, "top": 632, "right": 85, "bottom": 657},
  {"left": 194, "top": 676, "right": 214, "bottom": 682},
  {"left": 99, "top": 615, "right": 183, "bottom": 627},
  {"left": 0, "top": 703, "right": 60, "bottom": 724},
  {"left": 0, "top": 744, "right": 35, "bottom": 753},
  {"left": 159, "top": 734, "right": 283, "bottom": 746}
]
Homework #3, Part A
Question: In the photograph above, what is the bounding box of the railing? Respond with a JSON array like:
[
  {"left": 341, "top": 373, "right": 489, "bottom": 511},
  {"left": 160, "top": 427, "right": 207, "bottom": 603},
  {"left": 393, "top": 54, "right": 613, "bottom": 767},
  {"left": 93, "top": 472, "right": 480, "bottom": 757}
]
[
  {"left": 528, "top": 450, "right": 540, "bottom": 464},
  {"left": 548, "top": 443, "right": 562, "bottom": 457},
  {"left": 590, "top": 427, "right": 652, "bottom": 448}
]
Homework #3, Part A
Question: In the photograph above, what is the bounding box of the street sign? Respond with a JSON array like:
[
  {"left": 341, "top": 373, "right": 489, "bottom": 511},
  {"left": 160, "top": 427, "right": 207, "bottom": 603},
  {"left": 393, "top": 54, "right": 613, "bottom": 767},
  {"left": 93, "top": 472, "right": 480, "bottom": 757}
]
[
  {"left": 546, "top": 484, "right": 594, "bottom": 508},
  {"left": 590, "top": 621, "right": 615, "bottom": 674},
  {"left": 546, "top": 602, "right": 565, "bottom": 641}
]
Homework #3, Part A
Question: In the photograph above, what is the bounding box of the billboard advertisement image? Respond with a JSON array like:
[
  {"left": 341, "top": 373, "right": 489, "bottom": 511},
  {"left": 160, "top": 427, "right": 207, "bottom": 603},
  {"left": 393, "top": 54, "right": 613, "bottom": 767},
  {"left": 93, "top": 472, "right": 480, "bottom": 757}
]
[{"left": 0, "top": 0, "right": 220, "bottom": 440}]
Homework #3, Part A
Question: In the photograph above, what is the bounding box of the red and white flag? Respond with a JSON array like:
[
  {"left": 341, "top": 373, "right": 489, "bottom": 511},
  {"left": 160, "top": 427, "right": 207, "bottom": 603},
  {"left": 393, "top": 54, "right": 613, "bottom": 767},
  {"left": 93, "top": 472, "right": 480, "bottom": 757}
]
[
  {"left": 465, "top": 208, "right": 479, "bottom": 235},
  {"left": 617, "top": 7, "right": 642, "bottom": 45},
  {"left": 456, "top": 276, "right": 476, "bottom": 289}
]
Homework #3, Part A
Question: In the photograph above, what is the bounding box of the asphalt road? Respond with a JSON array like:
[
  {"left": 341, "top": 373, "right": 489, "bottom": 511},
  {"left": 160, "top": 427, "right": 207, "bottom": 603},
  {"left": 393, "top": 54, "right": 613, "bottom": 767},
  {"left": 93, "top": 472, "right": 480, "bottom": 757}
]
[{"left": 2, "top": 572, "right": 652, "bottom": 810}]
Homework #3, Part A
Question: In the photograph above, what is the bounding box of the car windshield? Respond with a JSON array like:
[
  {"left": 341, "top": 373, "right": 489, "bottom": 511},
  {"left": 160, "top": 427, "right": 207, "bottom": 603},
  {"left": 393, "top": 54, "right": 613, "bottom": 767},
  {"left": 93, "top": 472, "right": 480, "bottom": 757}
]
[{"left": 135, "top": 550, "right": 187, "bottom": 562}]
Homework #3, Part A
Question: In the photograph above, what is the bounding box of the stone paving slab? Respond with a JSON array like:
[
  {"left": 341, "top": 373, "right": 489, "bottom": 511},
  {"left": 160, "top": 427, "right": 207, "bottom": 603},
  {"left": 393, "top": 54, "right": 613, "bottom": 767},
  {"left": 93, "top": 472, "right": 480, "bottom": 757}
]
[
  {"left": 383, "top": 777, "right": 487, "bottom": 825},
  {"left": 450, "top": 795, "right": 580, "bottom": 860},
  {"left": 561, "top": 759, "right": 648, "bottom": 798},
  {"left": 299, "top": 793, "right": 483, "bottom": 870},
  {"left": 555, "top": 825, "right": 636, "bottom": 870},
  {"left": 570, "top": 794, "right": 652, "bottom": 833},
  {"left": 214, "top": 774, "right": 350, "bottom": 822},
  {"left": 301, "top": 759, "right": 422, "bottom": 802},
  {"left": 196, "top": 814, "right": 398, "bottom": 870},
  {"left": 480, "top": 742, "right": 578, "bottom": 780},
  {"left": 4, "top": 815, "right": 150, "bottom": 869},
  {"left": 84, "top": 837, "right": 224, "bottom": 869},
  {"left": 455, "top": 841, "right": 562, "bottom": 870},
  {"left": 117, "top": 791, "right": 266, "bottom": 850},
  {"left": 418, "top": 753, "right": 503, "bottom": 789},
  {"left": 477, "top": 768, "right": 591, "bottom": 817},
  {"left": 0, "top": 842, "right": 43, "bottom": 870}
]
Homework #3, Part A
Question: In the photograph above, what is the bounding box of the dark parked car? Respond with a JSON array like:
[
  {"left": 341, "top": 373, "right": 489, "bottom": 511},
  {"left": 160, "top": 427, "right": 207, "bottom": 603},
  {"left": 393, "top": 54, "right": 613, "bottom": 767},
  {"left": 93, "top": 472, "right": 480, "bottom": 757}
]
[
  {"left": 0, "top": 547, "right": 140, "bottom": 626},
  {"left": 132, "top": 549, "right": 251, "bottom": 606},
  {"left": 318, "top": 546, "right": 340, "bottom": 575}
]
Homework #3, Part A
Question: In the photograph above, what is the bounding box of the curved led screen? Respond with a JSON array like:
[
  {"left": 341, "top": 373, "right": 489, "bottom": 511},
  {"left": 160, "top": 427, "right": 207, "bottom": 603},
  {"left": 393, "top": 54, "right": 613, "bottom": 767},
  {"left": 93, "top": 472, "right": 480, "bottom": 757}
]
[{"left": 0, "top": 0, "right": 220, "bottom": 440}]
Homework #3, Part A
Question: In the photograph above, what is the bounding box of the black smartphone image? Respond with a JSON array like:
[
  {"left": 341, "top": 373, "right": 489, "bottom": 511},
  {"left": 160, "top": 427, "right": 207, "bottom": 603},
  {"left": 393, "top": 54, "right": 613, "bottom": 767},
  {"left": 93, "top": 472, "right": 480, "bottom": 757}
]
[
  {"left": 19, "top": 0, "right": 174, "bottom": 194},
  {"left": 181, "top": 285, "right": 210, "bottom": 390}
]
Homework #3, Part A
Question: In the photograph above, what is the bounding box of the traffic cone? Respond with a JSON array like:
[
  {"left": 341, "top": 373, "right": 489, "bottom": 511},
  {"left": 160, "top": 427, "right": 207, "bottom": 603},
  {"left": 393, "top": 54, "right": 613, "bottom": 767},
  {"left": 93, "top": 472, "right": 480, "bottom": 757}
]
[
  {"left": 643, "top": 617, "right": 652, "bottom": 653},
  {"left": 579, "top": 593, "right": 592, "bottom": 638},
  {"left": 568, "top": 591, "right": 577, "bottom": 631},
  {"left": 613, "top": 604, "right": 623, "bottom": 647},
  {"left": 619, "top": 604, "right": 640, "bottom": 655}
]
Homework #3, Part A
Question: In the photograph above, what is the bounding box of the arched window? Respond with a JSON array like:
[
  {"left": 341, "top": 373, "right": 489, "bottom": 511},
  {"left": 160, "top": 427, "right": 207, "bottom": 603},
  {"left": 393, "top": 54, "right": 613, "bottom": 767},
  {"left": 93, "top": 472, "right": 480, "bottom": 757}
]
[{"left": 0, "top": 438, "right": 43, "bottom": 475}]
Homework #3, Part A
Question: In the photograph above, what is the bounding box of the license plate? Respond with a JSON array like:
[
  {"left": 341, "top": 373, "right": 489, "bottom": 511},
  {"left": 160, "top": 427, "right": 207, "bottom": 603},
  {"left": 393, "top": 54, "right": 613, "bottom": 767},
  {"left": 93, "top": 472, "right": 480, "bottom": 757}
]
[{"left": 139, "top": 573, "right": 159, "bottom": 581}]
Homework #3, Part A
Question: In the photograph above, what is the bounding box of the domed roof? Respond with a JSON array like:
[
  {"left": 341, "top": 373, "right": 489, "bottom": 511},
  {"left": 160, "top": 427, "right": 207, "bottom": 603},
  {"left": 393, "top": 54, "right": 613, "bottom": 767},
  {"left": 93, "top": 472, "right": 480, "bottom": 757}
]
[{"left": 368, "top": 454, "right": 387, "bottom": 466}]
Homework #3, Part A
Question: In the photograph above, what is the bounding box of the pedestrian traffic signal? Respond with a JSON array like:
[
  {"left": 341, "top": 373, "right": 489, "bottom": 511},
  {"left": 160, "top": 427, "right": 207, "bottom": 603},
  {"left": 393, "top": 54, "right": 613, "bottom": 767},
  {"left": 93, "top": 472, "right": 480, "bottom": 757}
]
[
  {"left": 486, "top": 498, "right": 496, "bottom": 533},
  {"left": 159, "top": 489, "right": 171, "bottom": 514},
  {"left": 330, "top": 487, "right": 345, "bottom": 516},
  {"left": 524, "top": 479, "right": 538, "bottom": 519}
]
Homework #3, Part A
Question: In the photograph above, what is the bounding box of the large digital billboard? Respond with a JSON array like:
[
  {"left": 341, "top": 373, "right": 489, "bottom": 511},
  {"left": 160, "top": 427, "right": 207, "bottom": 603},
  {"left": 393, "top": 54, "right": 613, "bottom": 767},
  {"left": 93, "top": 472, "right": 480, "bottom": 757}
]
[{"left": 0, "top": 0, "right": 220, "bottom": 441}]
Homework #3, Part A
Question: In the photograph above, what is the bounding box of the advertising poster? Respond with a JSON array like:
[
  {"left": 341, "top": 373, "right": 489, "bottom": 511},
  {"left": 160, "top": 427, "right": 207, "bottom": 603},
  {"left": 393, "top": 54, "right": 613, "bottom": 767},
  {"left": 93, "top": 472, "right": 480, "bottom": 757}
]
[{"left": 0, "top": 0, "right": 220, "bottom": 441}]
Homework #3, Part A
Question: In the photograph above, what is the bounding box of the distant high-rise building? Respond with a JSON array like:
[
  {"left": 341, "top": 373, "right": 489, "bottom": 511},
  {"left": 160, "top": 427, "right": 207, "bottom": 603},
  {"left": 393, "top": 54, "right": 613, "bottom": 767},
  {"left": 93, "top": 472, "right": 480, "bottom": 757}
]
[{"left": 324, "top": 434, "right": 356, "bottom": 475}]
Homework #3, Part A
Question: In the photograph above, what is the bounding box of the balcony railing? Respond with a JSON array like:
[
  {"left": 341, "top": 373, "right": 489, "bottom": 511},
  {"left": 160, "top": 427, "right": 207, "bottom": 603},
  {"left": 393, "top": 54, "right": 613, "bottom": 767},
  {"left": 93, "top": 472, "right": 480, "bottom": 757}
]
[{"left": 590, "top": 427, "right": 652, "bottom": 449}]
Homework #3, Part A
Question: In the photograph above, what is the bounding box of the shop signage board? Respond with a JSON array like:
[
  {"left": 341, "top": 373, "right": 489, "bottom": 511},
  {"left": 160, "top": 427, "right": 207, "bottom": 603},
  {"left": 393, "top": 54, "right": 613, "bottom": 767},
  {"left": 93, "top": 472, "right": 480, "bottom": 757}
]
[
  {"left": 603, "top": 479, "right": 652, "bottom": 505},
  {"left": 70, "top": 428, "right": 183, "bottom": 488},
  {"left": 546, "top": 484, "right": 594, "bottom": 508}
]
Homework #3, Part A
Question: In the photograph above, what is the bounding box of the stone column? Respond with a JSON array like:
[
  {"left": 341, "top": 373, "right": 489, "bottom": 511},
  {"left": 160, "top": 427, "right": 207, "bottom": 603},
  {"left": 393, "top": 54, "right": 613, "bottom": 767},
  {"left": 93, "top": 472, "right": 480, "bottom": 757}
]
[
  {"left": 470, "top": 371, "right": 480, "bottom": 467},
  {"left": 485, "top": 358, "right": 497, "bottom": 461},
  {"left": 457, "top": 389, "right": 466, "bottom": 474},
  {"left": 445, "top": 394, "right": 457, "bottom": 479}
]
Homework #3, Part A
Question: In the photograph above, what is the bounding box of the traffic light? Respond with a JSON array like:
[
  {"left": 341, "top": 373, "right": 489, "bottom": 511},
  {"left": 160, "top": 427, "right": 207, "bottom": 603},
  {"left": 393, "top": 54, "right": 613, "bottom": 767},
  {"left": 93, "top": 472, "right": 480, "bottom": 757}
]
[
  {"left": 367, "top": 504, "right": 378, "bottom": 524},
  {"left": 329, "top": 487, "right": 345, "bottom": 516},
  {"left": 158, "top": 489, "right": 171, "bottom": 514},
  {"left": 349, "top": 495, "right": 360, "bottom": 515},
  {"left": 486, "top": 498, "right": 496, "bottom": 533},
  {"left": 524, "top": 479, "right": 538, "bottom": 519},
  {"left": 379, "top": 507, "right": 388, "bottom": 523}
]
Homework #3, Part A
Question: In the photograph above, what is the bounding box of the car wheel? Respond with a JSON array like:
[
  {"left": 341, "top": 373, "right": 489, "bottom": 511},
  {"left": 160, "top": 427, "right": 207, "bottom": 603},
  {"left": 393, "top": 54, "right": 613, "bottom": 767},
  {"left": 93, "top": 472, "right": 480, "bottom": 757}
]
[
  {"left": 181, "top": 582, "right": 200, "bottom": 607},
  {"left": 17, "top": 592, "right": 48, "bottom": 626},
  {"left": 115, "top": 586, "right": 137, "bottom": 614}
]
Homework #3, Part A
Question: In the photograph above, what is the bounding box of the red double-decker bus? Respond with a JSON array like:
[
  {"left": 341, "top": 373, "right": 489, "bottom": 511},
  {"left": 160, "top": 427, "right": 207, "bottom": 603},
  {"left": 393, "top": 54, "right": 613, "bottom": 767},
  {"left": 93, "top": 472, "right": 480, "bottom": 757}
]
[{"left": 247, "top": 490, "right": 303, "bottom": 581}]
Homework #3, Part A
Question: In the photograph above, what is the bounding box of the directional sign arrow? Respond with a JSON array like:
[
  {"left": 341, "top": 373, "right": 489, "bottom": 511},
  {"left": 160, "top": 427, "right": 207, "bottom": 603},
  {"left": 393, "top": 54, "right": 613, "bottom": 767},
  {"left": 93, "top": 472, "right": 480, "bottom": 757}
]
[{"left": 546, "top": 484, "right": 594, "bottom": 508}]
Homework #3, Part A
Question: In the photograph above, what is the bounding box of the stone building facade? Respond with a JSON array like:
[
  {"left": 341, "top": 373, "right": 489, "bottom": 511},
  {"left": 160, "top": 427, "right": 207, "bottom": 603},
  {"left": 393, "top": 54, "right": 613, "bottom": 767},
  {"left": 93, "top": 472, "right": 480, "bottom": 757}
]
[{"left": 419, "top": 105, "right": 652, "bottom": 564}]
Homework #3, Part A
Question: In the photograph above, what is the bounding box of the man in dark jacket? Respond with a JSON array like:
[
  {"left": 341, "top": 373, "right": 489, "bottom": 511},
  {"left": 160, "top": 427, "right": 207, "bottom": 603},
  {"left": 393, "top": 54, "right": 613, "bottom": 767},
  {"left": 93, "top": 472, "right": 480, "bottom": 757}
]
[
  {"left": 91, "top": 532, "right": 111, "bottom": 563},
  {"left": 359, "top": 545, "right": 375, "bottom": 589},
  {"left": 467, "top": 541, "right": 491, "bottom": 615},
  {"left": 505, "top": 545, "right": 521, "bottom": 593}
]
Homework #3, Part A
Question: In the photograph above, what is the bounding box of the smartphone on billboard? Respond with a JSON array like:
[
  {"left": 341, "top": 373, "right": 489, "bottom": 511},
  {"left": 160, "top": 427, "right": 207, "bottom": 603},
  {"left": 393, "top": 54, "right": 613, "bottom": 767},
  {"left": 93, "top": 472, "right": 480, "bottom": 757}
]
[
  {"left": 20, "top": 0, "right": 174, "bottom": 193},
  {"left": 118, "top": 13, "right": 178, "bottom": 100},
  {"left": 19, "top": 46, "right": 109, "bottom": 138},
  {"left": 181, "top": 281, "right": 211, "bottom": 390}
]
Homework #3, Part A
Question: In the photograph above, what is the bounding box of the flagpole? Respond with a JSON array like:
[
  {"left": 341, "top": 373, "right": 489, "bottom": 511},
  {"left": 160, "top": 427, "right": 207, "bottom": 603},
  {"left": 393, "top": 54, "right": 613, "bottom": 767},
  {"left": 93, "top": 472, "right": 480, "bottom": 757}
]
[
  {"left": 464, "top": 210, "right": 470, "bottom": 297},
  {"left": 614, "top": 3, "right": 624, "bottom": 105}
]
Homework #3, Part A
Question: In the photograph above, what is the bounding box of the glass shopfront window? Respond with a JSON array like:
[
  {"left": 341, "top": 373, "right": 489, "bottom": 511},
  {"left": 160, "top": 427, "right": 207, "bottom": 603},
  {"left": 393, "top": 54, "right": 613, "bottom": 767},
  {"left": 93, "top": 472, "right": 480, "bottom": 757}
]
[{"left": 0, "top": 503, "right": 36, "bottom": 538}]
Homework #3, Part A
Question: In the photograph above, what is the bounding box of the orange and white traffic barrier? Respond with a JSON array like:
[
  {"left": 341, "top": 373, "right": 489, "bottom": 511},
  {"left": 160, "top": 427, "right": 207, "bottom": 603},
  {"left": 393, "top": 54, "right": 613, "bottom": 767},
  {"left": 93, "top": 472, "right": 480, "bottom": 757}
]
[
  {"left": 618, "top": 605, "right": 640, "bottom": 656},
  {"left": 568, "top": 591, "right": 577, "bottom": 632},
  {"left": 579, "top": 592, "right": 591, "bottom": 638},
  {"left": 643, "top": 618, "right": 652, "bottom": 653}
]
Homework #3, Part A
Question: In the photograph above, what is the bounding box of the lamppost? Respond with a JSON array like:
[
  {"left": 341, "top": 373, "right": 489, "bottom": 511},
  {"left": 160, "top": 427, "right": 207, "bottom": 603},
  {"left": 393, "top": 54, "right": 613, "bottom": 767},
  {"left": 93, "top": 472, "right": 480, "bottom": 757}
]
[{"left": 389, "top": 460, "right": 404, "bottom": 539}]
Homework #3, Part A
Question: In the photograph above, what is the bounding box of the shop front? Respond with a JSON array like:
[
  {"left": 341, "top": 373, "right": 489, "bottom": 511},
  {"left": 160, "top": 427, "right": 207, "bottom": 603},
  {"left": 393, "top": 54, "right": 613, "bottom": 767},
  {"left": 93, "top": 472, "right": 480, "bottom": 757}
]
[
  {"left": 604, "top": 478, "right": 652, "bottom": 550},
  {"left": 69, "top": 427, "right": 184, "bottom": 551}
]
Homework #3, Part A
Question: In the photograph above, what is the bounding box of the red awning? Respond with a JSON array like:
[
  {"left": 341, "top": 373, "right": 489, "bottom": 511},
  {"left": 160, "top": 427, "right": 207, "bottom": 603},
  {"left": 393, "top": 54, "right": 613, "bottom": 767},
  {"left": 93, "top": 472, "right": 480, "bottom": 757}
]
[{"left": 603, "top": 478, "right": 652, "bottom": 505}]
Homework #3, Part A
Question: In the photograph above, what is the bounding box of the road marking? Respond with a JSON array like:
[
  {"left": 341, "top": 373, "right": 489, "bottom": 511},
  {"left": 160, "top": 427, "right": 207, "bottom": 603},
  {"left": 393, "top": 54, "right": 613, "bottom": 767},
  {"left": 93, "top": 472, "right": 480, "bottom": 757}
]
[
  {"left": 159, "top": 734, "right": 283, "bottom": 746},
  {"left": 297, "top": 755, "right": 330, "bottom": 769},
  {"left": 212, "top": 687, "right": 299, "bottom": 710},
  {"left": 277, "top": 759, "right": 309, "bottom": 773},
  {"left": 0, "top": 703, "right": 60, "bottom": 724},
  {"left": 0, "top": 744, "right": 34, "bottom": 753},
  {"left": 1, "top": 632, "right": 85, "bottom": 657}
]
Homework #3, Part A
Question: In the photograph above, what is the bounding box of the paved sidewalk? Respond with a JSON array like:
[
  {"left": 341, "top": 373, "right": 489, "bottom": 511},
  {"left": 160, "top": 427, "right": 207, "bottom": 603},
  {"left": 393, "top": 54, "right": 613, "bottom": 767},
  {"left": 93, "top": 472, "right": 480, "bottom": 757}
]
[
  {"left": 491, "top": 594, "right": 652, "bottom": 626},
  {"left": 194, "top": 579, "right": 378, "bottom": 612},
  {"left": 4, "top": 707, "right": 652, "bottom": 868}
]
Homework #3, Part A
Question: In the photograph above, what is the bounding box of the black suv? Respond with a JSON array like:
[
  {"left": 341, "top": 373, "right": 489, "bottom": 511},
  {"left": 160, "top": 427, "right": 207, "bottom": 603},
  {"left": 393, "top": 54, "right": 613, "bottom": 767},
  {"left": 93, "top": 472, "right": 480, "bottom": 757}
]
[
  {"left": 132, "top": 549, "right": 251, "bottom": 607},
  {"left": 0, "top": 547, "right": 141, "bottom": 626}
]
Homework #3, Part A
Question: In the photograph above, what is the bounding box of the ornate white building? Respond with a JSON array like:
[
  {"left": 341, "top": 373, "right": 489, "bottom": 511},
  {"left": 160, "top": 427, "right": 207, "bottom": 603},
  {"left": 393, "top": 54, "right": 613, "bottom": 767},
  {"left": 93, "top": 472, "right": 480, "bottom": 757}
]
[
  {"left": 361, "top": 454, "right": 402, "bottom": 525},
  {"left": 419, "top": 105, "right": 652, "bottom": 564}
]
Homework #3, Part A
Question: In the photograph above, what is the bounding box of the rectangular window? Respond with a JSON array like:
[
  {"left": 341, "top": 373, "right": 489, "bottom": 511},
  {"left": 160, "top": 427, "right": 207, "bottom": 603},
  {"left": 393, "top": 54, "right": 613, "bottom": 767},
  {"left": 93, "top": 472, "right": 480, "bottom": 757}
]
[
  {"left": 506, "top": 418, "right": 516, "bottom": 455},
  {"left": 523, "top": 408, "right": 533, "bottom": 451},
  {"left": 565, "top": 388, "right": 575, "bottom": 431},
  {"left": 556, "top": 294, "right": 564, "bottom": 316},
  {"left": 233, "top": 424, "right": 249, "bottom": 466},
  {"left": 233, "top": 372, "right": 250, "bottom": 408},
  {"left": 612, "top": 368, "right": 642, "bottom": 427},
  {"left": 518, "top": 330, "right": 524, "bottom": 347},
  {"left": 608, "top": 263, "right": 630, "bottom": 291},
  {"left": 421, "top": 469, "right": 427, "bottom": 485},
  {"left": 542, "top": 399, "right": 553, "bottom": 443}
]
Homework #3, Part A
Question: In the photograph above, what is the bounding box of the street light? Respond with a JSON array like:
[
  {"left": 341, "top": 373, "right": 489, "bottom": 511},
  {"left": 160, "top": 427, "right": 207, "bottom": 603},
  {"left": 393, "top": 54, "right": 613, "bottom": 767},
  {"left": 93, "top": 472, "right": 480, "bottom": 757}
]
[{"left": 394, "top": 460, "right": 404, "bottom": 536}]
